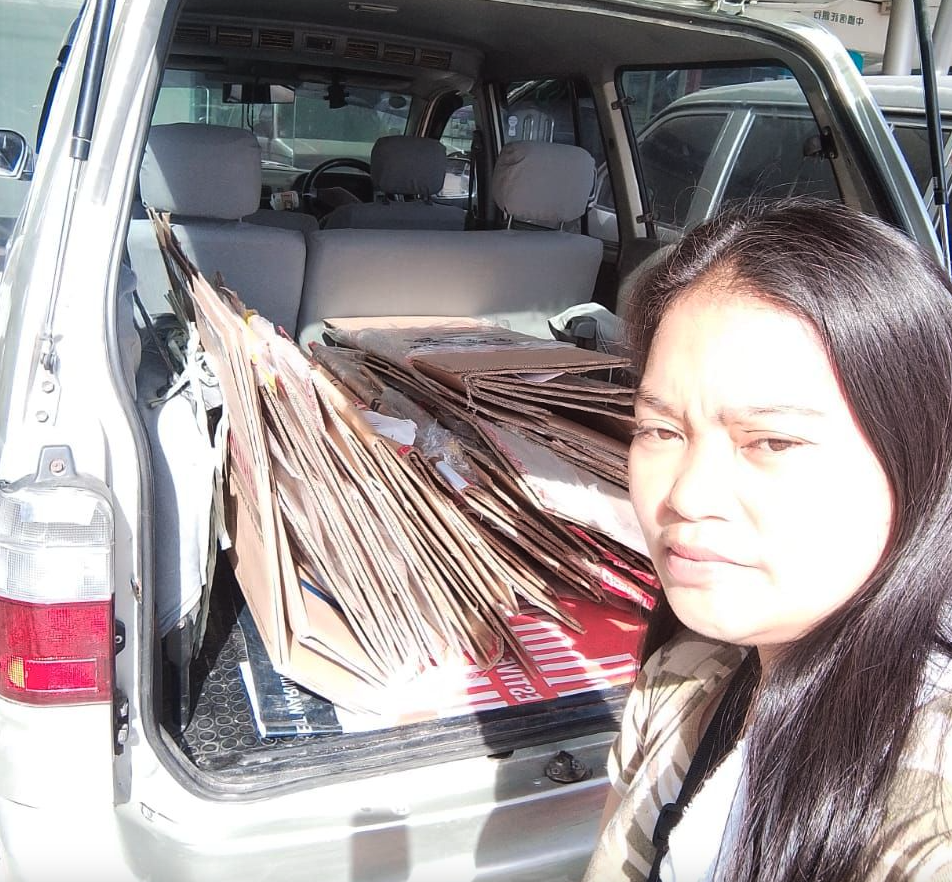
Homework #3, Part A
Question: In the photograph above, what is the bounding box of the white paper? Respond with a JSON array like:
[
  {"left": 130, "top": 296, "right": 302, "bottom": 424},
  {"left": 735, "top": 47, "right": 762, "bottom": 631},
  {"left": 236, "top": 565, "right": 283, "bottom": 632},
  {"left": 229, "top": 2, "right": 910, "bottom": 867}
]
[{"left": 363, "top": 411, "right": 417, "bottom": 446}]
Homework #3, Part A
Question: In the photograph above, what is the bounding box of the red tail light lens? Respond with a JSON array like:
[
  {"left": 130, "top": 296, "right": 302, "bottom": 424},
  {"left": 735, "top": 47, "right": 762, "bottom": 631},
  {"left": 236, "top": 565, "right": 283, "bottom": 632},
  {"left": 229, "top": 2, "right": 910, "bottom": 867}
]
[{"left": 0, "top": 597, "right": 113, "bottom": 704}]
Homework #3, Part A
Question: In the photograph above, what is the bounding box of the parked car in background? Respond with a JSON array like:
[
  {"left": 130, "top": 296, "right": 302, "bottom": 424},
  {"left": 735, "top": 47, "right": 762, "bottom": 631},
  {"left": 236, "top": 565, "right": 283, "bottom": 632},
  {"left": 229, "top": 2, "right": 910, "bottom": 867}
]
[
  {"left": 632, "top": 73, "right": 952, "bottom": 243},
  {"left": 0, "top": 0, "right": 82, "bottom": 270}
]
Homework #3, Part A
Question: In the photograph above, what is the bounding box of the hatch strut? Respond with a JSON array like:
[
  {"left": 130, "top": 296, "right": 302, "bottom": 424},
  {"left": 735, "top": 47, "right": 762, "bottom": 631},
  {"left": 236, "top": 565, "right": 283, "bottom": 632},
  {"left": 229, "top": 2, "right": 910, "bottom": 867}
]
[
  {"left": 38, "top": 0, "right": 116, "bottom": 376},
  {"left": 913, "top": 0, "right": 952, "bottom": 272}
]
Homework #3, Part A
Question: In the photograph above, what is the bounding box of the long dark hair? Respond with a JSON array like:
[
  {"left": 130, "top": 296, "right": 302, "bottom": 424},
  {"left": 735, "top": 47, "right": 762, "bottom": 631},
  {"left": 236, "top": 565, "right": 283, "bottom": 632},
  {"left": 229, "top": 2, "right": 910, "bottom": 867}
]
[{"left": 627, "top": 198, "right": 952, "bottom": 882}]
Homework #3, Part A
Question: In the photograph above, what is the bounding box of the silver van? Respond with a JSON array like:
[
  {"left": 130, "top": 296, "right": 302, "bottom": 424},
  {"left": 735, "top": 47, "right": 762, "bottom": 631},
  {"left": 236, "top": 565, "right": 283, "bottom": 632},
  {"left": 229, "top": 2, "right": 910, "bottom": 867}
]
[{"left": 0, "top": 2, "right": 943, "bottom": 881}]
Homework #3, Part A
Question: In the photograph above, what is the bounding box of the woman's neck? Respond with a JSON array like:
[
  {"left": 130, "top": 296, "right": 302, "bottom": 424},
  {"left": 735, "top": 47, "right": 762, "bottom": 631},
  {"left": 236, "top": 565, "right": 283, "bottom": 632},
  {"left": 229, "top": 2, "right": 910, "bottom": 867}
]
[{"left": 755, "top": 644, "right": 778, "bottom": 675}]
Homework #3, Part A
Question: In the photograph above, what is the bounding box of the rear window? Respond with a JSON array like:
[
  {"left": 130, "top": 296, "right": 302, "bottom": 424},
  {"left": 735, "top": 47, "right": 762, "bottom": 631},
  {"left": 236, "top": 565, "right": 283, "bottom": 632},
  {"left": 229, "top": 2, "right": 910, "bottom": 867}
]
[{"left": 153, "top": 70, "right": 410, "bottom": 170}]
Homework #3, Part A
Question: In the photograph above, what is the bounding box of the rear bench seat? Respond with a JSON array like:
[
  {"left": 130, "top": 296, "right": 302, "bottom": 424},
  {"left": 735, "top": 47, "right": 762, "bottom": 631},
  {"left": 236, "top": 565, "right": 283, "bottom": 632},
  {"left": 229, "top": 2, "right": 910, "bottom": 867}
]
[
  {"left": 296, "top": 140, "right": 602, "bottom": 344},
  {"left": 129, "top": 127, "right": 601, "bottom": 344}
]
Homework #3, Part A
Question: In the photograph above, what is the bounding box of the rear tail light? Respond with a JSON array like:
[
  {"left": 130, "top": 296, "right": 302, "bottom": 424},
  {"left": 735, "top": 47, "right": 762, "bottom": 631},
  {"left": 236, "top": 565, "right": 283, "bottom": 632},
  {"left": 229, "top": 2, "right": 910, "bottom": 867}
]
[{"left": 0, "top": 465, "right": 114, "bottom": 705}]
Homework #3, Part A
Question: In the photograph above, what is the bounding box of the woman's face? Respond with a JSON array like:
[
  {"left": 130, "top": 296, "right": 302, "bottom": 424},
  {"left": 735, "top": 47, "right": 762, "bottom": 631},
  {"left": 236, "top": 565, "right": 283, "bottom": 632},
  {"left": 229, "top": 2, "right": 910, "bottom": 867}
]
[{"left": 629, "top": 285, "right": 893, "bottom": 649}]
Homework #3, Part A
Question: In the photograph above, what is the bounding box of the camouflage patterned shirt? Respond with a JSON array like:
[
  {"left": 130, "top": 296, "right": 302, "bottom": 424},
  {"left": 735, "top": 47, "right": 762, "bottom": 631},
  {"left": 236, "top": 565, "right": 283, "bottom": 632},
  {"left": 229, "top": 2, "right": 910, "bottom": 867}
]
[{"left": 583, "top": 630, "right": 952, "bottom": 882}]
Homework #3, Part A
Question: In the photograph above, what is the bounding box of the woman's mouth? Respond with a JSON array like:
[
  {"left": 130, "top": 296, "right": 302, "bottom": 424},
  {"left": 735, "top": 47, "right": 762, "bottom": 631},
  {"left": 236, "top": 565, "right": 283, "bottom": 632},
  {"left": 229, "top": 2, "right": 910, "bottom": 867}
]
[{"left": 663, "top": 542, "right": 745, "bottom": 584}]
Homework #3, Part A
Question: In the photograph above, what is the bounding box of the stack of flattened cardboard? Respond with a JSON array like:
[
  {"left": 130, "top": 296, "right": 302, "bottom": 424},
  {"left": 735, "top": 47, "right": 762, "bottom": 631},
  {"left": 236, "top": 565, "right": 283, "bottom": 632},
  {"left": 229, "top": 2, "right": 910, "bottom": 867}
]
[
  {"left": 151, "top": 215, "right": 656, "bottom": 721},
  {"left": 316, "top": 319, "right": 654, "bottom": 607},
  {"left": 325, "top": 318, "right": 634, "bottom": 487}
]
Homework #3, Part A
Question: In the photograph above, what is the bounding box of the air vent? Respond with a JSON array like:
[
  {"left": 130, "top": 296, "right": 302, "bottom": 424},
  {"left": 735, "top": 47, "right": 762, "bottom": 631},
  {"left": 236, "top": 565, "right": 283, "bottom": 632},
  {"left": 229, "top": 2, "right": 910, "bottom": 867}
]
[
  {"left": 304, "top": 33, "right": 336, "bottom": 53},
  {"left": 216, "top": 26, "right": 253, "bottom": 48},
  {"left": 418, "top": 49, "right": 451, "bottom": 70},
  {"left": 259, "top": 29, "right": 295, "bottom": 50},
  {"left": 382, "top": 44, "right": 415, "bottom": 65},
  {"left": 344, "top": 38, "right": 379, "bottom": 60},
  {"left": 174, "top": 24, "right": 211, "bottom": 46}
]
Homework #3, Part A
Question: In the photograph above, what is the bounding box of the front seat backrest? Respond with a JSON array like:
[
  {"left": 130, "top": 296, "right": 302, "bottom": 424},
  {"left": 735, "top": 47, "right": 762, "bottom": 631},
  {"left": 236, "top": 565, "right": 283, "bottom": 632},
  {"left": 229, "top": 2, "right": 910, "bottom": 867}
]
[
  {"left": 127, "top": 123, "right": 307, "bottom": 333},
  {"left": 321, "top": 135, "right": 467, "bottom": 231}
]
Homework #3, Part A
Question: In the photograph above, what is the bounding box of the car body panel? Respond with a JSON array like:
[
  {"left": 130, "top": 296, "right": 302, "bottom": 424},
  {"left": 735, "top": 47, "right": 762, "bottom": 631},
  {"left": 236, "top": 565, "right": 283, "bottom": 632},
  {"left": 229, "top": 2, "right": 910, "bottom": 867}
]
[{"left": 0, "top": 1, "right": 941, "bottom": 880}]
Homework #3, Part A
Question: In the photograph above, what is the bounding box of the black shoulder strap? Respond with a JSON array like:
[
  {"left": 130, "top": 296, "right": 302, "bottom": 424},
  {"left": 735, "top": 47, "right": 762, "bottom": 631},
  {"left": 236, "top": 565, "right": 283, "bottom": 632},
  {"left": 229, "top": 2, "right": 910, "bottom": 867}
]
[{"left": 645, "top": 652, "right": 758, "bottom": 882}]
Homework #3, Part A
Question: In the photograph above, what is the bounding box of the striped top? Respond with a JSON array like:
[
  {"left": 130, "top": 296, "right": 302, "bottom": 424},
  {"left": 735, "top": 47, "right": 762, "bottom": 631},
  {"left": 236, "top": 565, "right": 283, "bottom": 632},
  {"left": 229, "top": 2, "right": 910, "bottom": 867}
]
[{"left": 583, "top": 631, "right": 952, "bottom": 882}]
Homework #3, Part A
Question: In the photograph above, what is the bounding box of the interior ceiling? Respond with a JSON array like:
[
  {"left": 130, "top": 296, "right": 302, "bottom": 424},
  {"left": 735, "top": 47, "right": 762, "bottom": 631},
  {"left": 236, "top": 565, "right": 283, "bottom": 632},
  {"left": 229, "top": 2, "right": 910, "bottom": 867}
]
[{"left": 177, "top": 0, "right": 777, "bottom": 83}]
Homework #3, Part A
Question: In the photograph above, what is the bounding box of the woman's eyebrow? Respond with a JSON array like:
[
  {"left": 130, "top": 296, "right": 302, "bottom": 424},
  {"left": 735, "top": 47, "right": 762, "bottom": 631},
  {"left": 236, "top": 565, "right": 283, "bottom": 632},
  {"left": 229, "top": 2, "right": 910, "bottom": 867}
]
[
  {"left": 635, "top": 389, "right": 826, "bottom": 421},
  {"left": 634, "top": 388, "right": 679, "bottom": 418},
  {"left": 727, "top": 405, "right": 827, "bottom": 420}
]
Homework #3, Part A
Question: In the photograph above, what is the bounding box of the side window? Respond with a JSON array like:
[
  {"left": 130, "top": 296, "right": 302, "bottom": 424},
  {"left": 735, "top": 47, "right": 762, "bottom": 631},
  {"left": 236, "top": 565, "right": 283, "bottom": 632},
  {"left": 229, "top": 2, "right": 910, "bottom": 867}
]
[
  {"left": 721, "top": 114, "right": 839, "bottom": 206},
  {"left": 891, "top": 122, "right": 952, "bottom": 196},
  {"left": 500, "top": 80, "right": 576, "bottom": 146},
  {"left": 436, "top": 100, "right": 476, "bottom": 204},
  {"left": 618, "top": 65, "right": 838, "bottom": 237},
  {"left": 637, "top": 113, "right": 726, "bottom": 230}
]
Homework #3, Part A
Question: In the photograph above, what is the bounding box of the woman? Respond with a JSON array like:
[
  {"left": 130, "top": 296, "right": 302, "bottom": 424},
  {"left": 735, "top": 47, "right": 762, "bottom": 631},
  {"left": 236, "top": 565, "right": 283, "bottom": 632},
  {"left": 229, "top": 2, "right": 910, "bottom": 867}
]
[{"left": 585, "top": 198, "right": 952, "bottom": 882}]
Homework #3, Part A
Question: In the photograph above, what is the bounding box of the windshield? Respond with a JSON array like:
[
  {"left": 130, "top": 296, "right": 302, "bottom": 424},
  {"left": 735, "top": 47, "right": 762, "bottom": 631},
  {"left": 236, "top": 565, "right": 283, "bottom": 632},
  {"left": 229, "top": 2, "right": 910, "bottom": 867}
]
[{"left": 153, "top": 70, "right": 411, "bottom": 170}]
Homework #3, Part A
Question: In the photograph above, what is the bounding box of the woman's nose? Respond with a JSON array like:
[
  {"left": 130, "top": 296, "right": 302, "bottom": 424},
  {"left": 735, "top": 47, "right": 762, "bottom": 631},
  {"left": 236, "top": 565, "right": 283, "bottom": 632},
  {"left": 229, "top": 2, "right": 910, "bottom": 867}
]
[{"left": 664, "top": 440, "right": 734, "bottom": 522}]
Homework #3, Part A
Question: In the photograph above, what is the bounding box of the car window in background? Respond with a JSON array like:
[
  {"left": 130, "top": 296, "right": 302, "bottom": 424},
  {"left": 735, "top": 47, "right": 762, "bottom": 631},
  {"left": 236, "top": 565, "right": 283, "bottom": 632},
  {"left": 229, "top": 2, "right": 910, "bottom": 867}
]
[
  {"left": 721, "top": 114, "right": 839, "bottom": 205},
  {"left": 636, "top": 113, "right": 726, "bottom": 230},
  {"left": 890, "top": 120, "right": 952, "bottom": 195},
  {"left": 0, "top": 0, "right": 83, "bottom": 268},
  {"left": 153, "top": 70, "right": 410, "bottom": 171},
  {"left": 619, "top": 65, "right": 836, "bottom": 238},
  {"left": 500, "top": 79, "right": 576, "bottom": 146}
]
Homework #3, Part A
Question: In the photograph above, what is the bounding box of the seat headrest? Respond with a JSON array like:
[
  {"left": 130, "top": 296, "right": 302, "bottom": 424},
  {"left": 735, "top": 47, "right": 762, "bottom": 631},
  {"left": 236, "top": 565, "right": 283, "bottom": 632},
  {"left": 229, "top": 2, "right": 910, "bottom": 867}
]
[
  {"left": 140, "top": 123, "right": 262, "bottom": 220},
  {"left": 492, "top": 141, "right": 596, "bottom": 225},
  {"left": 371, "top": 136, "right": 447, "bottom": 197}
]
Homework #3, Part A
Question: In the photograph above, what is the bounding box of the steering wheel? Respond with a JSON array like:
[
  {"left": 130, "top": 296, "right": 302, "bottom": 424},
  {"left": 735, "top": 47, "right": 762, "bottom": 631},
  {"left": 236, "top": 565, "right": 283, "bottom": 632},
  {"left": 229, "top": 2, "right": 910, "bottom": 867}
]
[{"left": 300, "top": 157, "right": 372, "bottom": 214}]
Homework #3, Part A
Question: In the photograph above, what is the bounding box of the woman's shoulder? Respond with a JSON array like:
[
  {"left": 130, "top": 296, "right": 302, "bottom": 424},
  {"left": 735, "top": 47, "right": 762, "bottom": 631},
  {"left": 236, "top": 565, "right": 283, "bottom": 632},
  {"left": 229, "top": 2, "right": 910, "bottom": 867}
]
[
  {"left": 873, "top": 655, "right": 952, "bottom": 879},
  {"left": 627, "top": 630, "right": 748, "bottom": 748}
]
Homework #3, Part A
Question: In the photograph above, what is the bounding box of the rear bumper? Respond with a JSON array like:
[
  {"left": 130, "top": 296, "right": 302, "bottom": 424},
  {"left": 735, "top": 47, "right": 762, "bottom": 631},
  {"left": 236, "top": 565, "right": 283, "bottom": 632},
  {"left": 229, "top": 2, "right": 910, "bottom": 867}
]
[{"left": 0, "top": 732, "right": 610, "bottom": 882}]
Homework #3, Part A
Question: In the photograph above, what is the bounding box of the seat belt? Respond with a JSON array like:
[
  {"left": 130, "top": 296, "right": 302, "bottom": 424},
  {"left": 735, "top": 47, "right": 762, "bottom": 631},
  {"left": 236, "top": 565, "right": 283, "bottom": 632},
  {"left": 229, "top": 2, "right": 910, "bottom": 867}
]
[{"left": 646, "top": 652, "right": 758, "bottom": 882}]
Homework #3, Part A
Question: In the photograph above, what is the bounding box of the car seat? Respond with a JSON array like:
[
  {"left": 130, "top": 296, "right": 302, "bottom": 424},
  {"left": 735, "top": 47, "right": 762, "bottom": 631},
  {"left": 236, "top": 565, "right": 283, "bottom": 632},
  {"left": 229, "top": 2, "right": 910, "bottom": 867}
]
[
  {"left": 321, "top": 135, "right": 467, "bottom": 230},
  {"left": 127, "top": 123, "right": 307, "bottom": 333}
]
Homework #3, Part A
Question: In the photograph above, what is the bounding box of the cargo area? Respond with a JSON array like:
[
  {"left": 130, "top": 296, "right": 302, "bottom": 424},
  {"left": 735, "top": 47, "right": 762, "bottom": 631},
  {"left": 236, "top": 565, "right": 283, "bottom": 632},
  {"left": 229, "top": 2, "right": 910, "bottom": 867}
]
[
  {"left": 160, "top": 559, "right": 634, "bottom": 781},
  {"left": 144, "top": 211, "right": 653, "bottom": 781},
  {"left": 130, "top": 0, "right": 855, "bottom": 788}
]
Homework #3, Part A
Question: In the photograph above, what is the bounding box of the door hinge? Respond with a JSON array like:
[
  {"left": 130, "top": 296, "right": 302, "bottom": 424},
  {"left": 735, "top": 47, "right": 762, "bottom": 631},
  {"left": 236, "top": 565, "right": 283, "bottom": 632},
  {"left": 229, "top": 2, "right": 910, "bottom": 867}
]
[
  {"left": 803, "top": 126, "right": 838, "bottom": 161},
  {"left": 114, "top": 690, "right": 130, "bottom": 754}
]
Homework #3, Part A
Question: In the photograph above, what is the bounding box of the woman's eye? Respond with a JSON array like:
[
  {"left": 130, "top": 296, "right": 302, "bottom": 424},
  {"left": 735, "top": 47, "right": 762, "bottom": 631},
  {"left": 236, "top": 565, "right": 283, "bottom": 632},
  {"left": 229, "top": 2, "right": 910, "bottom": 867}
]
[
  {"left": 745, "top": 437, "right": 799, "bottom": 453},
  {"left": 634, "top": 424, "right": 681, "bottom": 443}
]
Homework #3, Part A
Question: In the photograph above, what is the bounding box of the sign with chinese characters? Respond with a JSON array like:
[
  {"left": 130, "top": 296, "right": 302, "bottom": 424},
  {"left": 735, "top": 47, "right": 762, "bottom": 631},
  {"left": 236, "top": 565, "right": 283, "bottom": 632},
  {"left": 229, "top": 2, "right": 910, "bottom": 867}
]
[{"left": 758, "top": 0, "right": 940, "bottom": 59}]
